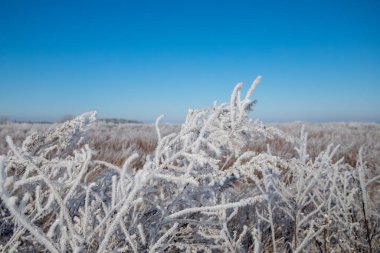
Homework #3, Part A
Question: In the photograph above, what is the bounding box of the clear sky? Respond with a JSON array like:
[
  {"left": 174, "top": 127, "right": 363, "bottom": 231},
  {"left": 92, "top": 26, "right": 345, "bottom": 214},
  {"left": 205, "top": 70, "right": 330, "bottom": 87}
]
[{"left": 0, "top": 0, "right": 379, "bottom": 123}]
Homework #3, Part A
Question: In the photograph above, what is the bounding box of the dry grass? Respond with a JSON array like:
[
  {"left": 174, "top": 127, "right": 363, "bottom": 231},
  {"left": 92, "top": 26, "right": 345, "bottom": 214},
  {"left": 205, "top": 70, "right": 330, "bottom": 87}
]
[{"left": 1, "top": 121, "right": 379, "bottom": 171}]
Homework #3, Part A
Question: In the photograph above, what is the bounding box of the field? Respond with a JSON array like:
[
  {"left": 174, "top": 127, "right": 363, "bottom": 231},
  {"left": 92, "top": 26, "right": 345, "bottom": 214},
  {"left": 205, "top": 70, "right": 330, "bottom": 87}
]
[
  {"left": 0, "top": 81, "right": 379, "bottom": 252},
  {"left": 2, "top": 121, "right": 379, "bottom": 171}
]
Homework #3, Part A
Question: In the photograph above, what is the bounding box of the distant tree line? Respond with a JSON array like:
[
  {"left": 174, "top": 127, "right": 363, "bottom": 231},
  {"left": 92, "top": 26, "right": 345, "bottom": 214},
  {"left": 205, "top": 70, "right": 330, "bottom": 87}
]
[{"left": 0, "top": 114, "right": 142, "bottom": 125}]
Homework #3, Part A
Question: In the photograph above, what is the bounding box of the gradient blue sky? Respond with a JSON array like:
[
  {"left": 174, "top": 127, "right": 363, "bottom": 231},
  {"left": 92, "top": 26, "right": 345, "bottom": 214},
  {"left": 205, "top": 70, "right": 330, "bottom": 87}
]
[{"left": 0, "top": 0, "right": 379, "bottom": 123}]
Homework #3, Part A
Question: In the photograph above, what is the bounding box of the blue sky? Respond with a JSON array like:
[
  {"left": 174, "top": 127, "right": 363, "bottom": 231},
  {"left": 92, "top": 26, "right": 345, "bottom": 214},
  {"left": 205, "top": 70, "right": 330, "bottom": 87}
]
[{"left": 0, "top": 0, "right": 379, "bottom": 123}]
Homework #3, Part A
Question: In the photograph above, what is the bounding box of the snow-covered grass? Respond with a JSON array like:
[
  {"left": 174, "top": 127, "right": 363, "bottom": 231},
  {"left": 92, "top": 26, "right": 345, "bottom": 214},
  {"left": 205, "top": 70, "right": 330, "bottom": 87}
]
[{"left": 0, "top": 77, "right": 379, "bottom": 252}]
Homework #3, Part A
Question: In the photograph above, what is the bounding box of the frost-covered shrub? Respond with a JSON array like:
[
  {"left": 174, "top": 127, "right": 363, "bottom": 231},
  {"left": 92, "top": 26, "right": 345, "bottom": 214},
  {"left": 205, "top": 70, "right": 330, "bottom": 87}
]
[{"left": 0, "top": 77, "right": 379, "bottom": 252}]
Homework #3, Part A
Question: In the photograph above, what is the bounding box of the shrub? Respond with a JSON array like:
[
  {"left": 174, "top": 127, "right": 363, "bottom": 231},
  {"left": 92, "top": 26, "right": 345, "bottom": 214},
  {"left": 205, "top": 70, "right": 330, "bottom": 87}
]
[{"left": 0, "top": 77, "right": 379, "bottom": 252}]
